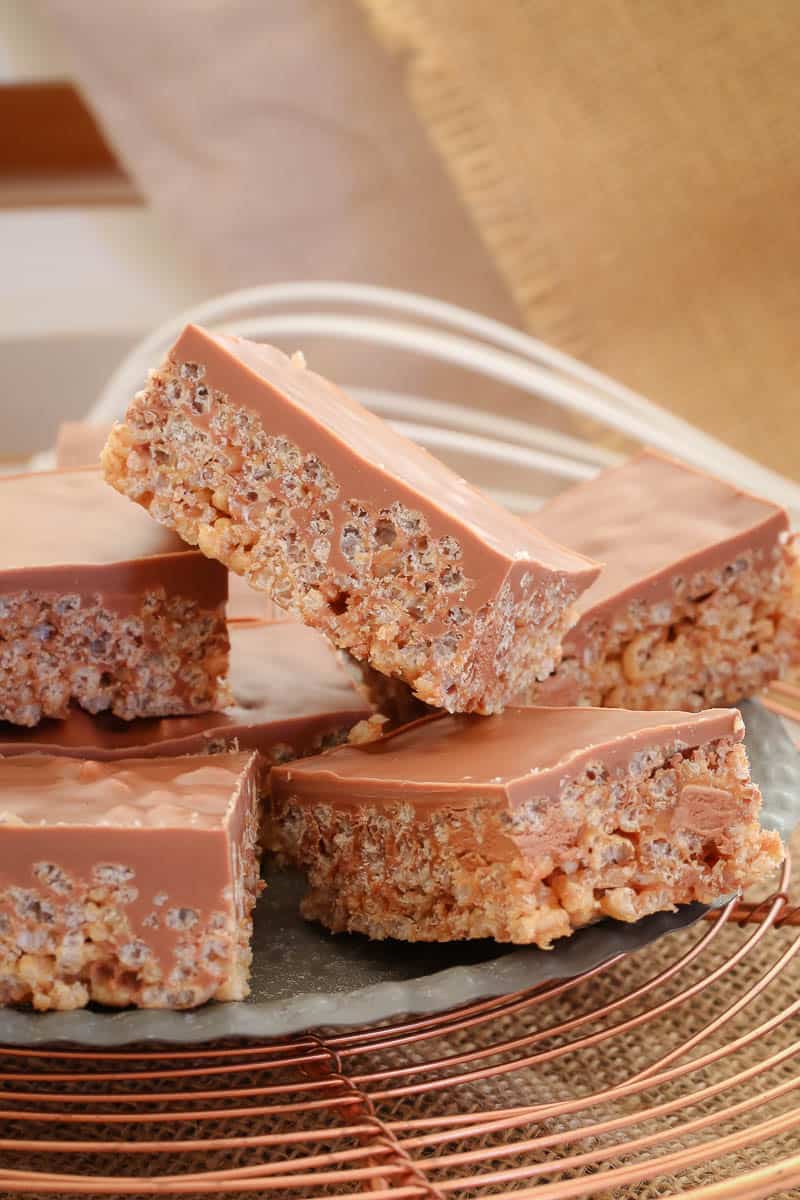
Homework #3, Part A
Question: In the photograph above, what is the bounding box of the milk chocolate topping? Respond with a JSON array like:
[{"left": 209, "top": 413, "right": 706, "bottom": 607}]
[
  {"left": 0, "top": 622, "right": 371, "bottom": 760},
  {"left": 173, "top": 324, "right": 600, "bottom": 596},
  {"left": 4, "top": 468, "right": 185, "bottom": 568},
  {"left": 272, "top": 704, "right": 743, "bottom": 808},
  {"left": 2, "top": 467, "right": 226, "bottom": 611},
  {"left": 0, "top": 753, "right": 251, "bottom": 829},
  {"left": 531, "top": 450, "right": 789, "bottom": 635}
]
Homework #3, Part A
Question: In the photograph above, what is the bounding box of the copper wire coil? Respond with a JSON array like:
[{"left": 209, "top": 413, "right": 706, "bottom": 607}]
[{"left": 0, "top": 852, "right": 797, "bottom": 1199}]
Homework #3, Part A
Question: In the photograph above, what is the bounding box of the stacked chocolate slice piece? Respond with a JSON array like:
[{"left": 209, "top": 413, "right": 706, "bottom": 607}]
[
  {"left": 0, "top": 454, "right": 373, "bottom": 1010},
  {"left": 1, "top": 324, "right": 796, "bottom": 1010}
]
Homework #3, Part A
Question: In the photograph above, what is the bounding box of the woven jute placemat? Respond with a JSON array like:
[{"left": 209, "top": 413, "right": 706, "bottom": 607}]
[{"left": 358, "top": 0, "right": 800, "bottom": 481}]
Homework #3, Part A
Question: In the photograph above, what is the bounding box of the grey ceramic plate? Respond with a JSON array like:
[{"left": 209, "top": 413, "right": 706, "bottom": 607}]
[{"left": 1, "top": 700, "right": 797, "bottom": 1046}]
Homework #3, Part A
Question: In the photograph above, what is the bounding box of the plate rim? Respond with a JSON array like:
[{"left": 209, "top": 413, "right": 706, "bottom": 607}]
[{"left": 0, "top": 905, "right": 708, "bottom": 1047}]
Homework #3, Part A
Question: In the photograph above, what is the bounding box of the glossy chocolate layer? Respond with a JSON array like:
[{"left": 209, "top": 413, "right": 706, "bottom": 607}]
[
  {"left": 0, "top": 753, "right": 250, "bottom": 828},
  {"left": 531, "top": 450, "right": 789, "bottom": 640},
  {"left": 0, "top": 621, "right": 371, "bottom": 760},
  {"left": 173, "top": 324, "right": 600, "bottom": 605},
  {"left": 2, "top": 468, "right": 227, "bottom": 612},
  {"left": 271, "top": 704, "right": 743, "bottom": 809}
]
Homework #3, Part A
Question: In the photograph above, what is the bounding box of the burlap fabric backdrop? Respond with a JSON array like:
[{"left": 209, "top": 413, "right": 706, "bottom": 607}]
[{"left": 359, "top": 0, "right": 800, "bottom": 481}]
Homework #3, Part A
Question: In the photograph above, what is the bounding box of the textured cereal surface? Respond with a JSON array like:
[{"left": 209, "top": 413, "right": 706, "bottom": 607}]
[
  {"left": 525, "top": 546, "right": 799, "bottom": 710},
  {"left": 0, "top": 589, "right": 229, "bottom": 726},
  {"left": 275, "top": 736, "right": 782, "bottom": 947}
]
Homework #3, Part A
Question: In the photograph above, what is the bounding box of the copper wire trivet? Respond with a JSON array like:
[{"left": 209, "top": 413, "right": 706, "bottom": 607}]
[{"left": 0, "top": 849, "right": 798, "bottom": 1199}]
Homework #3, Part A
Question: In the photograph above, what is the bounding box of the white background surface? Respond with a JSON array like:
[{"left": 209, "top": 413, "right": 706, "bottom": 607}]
[{"left": 0, "top": 0, "right": 208, "bottom": 455}]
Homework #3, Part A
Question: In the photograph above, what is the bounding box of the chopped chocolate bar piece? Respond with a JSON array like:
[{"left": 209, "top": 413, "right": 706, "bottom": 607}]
[
  {"left": 0, "top": 751, "right": 261, "bottom": 1010},
  {"left": 523, "top": 450, "right": 799, "bottom": 710},
  {"left": 56, "top": 422, "right": 280, "bottom": 623},
  {"left": 272, "top": 706, "right": 782, "bottom": 947},
  {"left": 0, "top": 469, "right": 229, "bottom": 726},
  {"left": 0, "top": 621, "right": 372, "bottom": 769},
  {"left": 102, "top": 324, "right": 599, "bottom": 714}
]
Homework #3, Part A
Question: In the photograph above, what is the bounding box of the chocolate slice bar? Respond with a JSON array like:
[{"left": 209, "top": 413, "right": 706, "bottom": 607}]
[
  {"left": 102, "top": 325, "right": 599, "bottom": 714},
  {"left": 0, "top": 621, "right": 373, "bottom": 770},
  {"left": 1, "top": 469, "right": 229, "bottom": 726},
  {"left": 0, "top": 751, "right": 261, "bottom": 1010},
  {"left": 271, "top": 706, "right": 781, "bottom": 947},
  {"left": 523, "top": 450, "right": 799, "bottom": 709}
]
